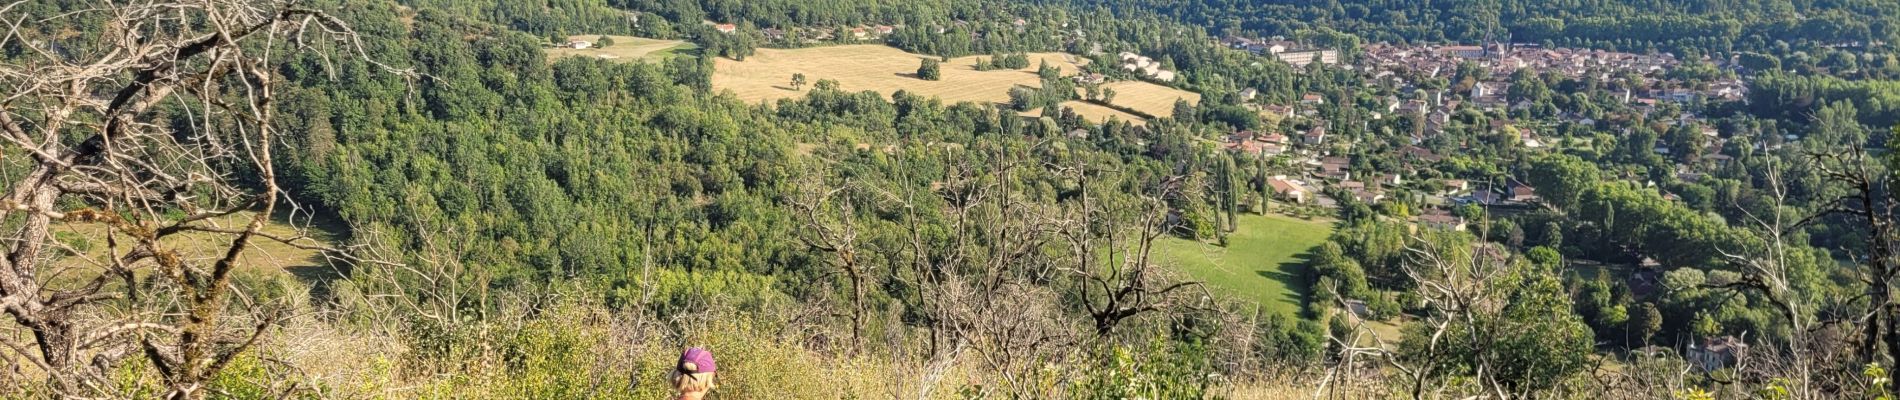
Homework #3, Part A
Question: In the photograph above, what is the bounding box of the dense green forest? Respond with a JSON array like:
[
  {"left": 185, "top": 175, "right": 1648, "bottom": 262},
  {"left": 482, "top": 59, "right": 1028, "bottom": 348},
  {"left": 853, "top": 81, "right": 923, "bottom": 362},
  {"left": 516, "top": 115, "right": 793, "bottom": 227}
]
[
  {"left": 1043, "top": 0, "right": 1900, "bottom": 55},
  {"left": 6, "top": 0, "right": 1900, "bottom": 398}
]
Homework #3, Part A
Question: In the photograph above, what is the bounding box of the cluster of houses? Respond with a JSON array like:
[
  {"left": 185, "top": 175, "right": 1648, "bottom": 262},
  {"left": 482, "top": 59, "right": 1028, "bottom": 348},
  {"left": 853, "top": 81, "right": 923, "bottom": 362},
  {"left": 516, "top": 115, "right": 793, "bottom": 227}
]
[
  {"left": 1222, "top": 41, "right": 1773, "bottom": 235},
  {"left": 729, "top": 23, "right": 899, "bottom": 43},
  {"left": 1219, "top": 41, "right": 1766, "bottom": 371},
  {"left": 1117, "top": 52, "right": 1177, "bottom": 82},
  {"left": 1364, "top": 42, "right": 1678, "bottom": 80},
  {"left": 1361, "top": 42, "right": 1749, "bottom": 106},
  {"left": 1220, "top": 36, "right": 1340, "bottom": 68},
  {"left": 1223, "top": 105, "right": 1555, "bottom": 234}
]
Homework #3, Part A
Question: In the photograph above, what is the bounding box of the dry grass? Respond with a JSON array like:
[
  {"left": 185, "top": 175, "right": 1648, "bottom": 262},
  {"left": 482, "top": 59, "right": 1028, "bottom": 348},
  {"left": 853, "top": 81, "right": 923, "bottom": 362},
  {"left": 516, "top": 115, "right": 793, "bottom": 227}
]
[
  {"left": 545, "top": 35, "right": 697, "bottom": 63},
  {"left": 711, "top": 45, "right": 1197, "bottom": 123},
  {"left": 1101, "top": 80, "right": 1202, "bottom": 118},
  {"left": 1224, "top": 380, "right": 1322, "bottom": 399},
  {"left": 51, "top": 212, "right": 332, "bottom": 276}
]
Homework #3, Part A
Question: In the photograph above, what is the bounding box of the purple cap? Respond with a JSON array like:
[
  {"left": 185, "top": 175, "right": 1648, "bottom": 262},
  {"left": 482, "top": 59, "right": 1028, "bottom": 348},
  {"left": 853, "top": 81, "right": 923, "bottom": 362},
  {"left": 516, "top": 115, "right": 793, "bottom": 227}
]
[{"left": 678, "top": 347, "right": 716, "bottom": 373}]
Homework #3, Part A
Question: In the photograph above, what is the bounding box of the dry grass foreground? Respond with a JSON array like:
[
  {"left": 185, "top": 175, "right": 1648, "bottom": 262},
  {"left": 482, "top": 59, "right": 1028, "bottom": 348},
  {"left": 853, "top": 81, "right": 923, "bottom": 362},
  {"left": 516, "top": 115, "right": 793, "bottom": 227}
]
[
  {"left": 50, "top": 212, "right": 333, "bottom": 278},
  {"left": 712, "top": 45, "right": 1199, "bottom": 124},
  {"left": 546, "top": 35, "right": 697, "bottom": 63}
]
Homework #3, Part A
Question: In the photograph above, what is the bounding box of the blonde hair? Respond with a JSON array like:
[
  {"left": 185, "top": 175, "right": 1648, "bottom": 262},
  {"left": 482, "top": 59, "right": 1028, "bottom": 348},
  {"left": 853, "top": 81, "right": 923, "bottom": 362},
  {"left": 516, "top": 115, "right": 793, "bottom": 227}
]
[{"left": 670, "top": 362, "right": 716, "bottom": 394}]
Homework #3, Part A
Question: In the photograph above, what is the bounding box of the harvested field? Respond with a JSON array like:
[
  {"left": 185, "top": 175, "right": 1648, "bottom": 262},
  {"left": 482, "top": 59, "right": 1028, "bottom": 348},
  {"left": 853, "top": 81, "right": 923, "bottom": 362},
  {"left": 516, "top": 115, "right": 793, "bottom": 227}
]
[
  {"left": 711, "top": 45, "right": 1197, "bottom": 122},
  {"left": 1100, "top": 80, "right": 1201, "bottom": 118}
]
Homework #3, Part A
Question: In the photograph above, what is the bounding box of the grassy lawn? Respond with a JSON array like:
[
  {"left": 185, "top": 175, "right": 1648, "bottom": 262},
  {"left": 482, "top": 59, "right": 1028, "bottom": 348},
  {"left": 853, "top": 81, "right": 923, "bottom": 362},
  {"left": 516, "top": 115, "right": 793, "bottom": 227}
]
[
  {"left": 1151, "top": 212, "right": 1334, "bottom": 316},
  {"left": 546, "top": 35, "right": 700, "bottom": 63}
]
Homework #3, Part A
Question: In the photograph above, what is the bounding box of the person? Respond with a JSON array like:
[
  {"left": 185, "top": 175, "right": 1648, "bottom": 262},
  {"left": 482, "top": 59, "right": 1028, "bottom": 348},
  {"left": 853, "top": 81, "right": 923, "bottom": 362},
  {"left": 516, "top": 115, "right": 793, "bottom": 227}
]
[{"left": 671, "top": 347, "right": 717, "bottom": 400}]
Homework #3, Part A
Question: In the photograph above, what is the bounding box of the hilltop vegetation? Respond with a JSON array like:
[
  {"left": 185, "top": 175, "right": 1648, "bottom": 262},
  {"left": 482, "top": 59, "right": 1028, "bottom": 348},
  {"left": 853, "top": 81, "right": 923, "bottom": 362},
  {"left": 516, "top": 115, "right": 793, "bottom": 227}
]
[{"left": 6, "top": 0, "right": 1900, "bottom": 398}]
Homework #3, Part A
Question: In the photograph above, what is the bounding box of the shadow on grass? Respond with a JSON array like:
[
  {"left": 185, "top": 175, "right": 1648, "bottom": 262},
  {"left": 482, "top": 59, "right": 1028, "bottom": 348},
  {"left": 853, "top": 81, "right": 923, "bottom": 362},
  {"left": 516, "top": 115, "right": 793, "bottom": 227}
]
[
  {"left": 1258, "top": 247, "right": 1319, "bottom": 313},
  {"left": 286, "top": 254, "right": 349, "bottom": 304}
]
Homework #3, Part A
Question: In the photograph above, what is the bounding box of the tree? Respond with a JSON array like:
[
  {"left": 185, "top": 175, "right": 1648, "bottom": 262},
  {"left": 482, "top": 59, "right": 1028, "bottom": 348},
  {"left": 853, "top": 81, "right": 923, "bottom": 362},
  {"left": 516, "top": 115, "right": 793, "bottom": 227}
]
[
  {"left": 1102, "top": 88, "right": 1118, "bottom": 104},
  {"left": 791, "top": 73, "right": 808, "bottom": 90},
  {"left": 1009, "top": 86, "right": 1037, "bottom": 111},
  {"left": 0, "top": 2, "right": 394, "bottom": 397},
  {"left": 1311, "top": 242, "right": 1370, "bottom": 298},
  {"left": 1332, "top": 232, "right": 1594, "bottom": 398},
  {"left": 1527, "top": 154, "right": 1601, "bottom": 211},
  {"left": 791, "top": 178, "right": 871, "bottom": 351},
  {"left": 1630, "top": 302, "right": 1662, "bottom": 346},
  {"left": 596, "top": 35, "right": 614, "bottom": 47},
  {"left": 917, "top": 58, "right": 942, "bottom": 81}
]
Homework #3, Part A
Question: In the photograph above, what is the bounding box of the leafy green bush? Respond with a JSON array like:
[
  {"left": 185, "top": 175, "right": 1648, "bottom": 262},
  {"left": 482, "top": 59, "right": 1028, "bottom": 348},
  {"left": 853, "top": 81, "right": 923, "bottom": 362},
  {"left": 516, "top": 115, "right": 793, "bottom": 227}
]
[{"left": 1069, "top": 339, "right": 1222, "bottom": 399}]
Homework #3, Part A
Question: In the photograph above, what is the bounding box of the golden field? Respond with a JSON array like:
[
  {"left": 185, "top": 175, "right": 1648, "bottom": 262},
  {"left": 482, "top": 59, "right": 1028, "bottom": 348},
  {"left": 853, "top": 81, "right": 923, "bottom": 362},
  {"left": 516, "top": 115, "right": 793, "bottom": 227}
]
[{"left": 711, "top": 44, "right": 1198, "bottom": 123}]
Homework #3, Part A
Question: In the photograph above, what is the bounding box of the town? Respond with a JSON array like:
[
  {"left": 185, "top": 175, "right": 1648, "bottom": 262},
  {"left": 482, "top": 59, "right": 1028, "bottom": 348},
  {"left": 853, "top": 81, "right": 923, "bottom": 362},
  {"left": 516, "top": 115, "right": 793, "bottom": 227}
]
[{"left": 1220, "top": 36, "right": 1755, "bottom": 236}]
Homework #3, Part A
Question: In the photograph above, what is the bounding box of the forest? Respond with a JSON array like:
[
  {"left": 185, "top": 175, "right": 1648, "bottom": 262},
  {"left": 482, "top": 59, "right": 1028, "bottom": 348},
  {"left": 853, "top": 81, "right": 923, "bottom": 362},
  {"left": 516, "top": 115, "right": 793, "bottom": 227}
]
[
  {"left": 1043, "top": 0, "right": 1900, "bottom": 56},
  {"left": 2, "top": 0, "right": 1900, "bottom": 398}
]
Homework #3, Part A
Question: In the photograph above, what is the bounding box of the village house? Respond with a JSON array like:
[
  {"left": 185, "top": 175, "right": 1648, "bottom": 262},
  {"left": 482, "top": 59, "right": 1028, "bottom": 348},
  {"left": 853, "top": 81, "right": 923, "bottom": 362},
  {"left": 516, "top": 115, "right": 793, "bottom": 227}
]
[
  {"left": 1520, "top": 130, "right": 1545, "bottom": 149},
  {"left": 1302, "top": 125, "right": 1328, "bottom": 146},
  {"left": 1277, "top": 49, "right": 1339, "bottom": 67},
  {"left": 1687, "top": 336, "right": 1749, "bottom": 373},
  {"left": 1508, "top": 179, "right": 1539, "bottom": 203},
  {"left": 1441, "top": 179, "right": 1470, "bottom": 195},
  {"left": 1375, "top": 173, "right": 1403, "bottom": 187},
  {"left": 1467, "top": 189, "right": 1506, "bottom": 206},
  {"left": 1266, "top": 176, "right": 1311, "bottom": 204},
  {"left": 1347, "top": 187, "right": 1385, "bottom": 204},
  {"left": 1300, "top": 93, "right": 1326, "bottom": 105},
  {"left": 1319, "top": 157, "right": 1352, "bottom": 180},
  {"left": 1224, "top": 137, "right": 1268, "bottom": 157},
  {"left": 1400, "top": 146, "right": 1442, "bottom": 163},
  {"left": 714, "top": 23, "right": 737, "bottom": 34},
  {"left": 1416, "top": 210, "right": 1466, "bottom": 231},
  {"left": 565, "top": 40, "right": 592, "bottom": 49},
  {"left": 1117, "top": 51, "right": 1177, "bottom": 82},
  {"left": 1440, "top": 45, "right": 1487, "bottom": 59}
]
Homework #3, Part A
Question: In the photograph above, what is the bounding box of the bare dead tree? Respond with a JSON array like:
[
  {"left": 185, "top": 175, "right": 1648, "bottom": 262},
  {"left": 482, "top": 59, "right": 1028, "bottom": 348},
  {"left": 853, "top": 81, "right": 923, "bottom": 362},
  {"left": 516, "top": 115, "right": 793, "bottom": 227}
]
[
  {"left": 1808, "top": 146, "right": 1900, "bottom": 386},
  {"left": 790, "top": 175, "right": 870, "bottom": 353},
  {"left": 927, "top": 152, "right": 1079, "bottom": 397},
  {"left": 1712, "top": 156, "right": 1821, "bottom": 399},
  {"left": 1315, "top": 231, "right": 1518, "bottom": 399},
  {"left": 1043, "top": 171, "right": 1209, "bottom": 336},
  {"left": 791, "top": 143, "right": 1219, "bottom": 397},
  {"left": 0, "top": 1, "right": 401, "bottom": 397}
]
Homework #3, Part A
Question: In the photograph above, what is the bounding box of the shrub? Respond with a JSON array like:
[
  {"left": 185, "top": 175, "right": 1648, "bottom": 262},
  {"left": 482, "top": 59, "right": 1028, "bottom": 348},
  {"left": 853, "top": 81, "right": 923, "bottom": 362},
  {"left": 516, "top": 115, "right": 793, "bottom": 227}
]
[{"left": 1068, "top": 339, "right": 1220, "bottom": 399}]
